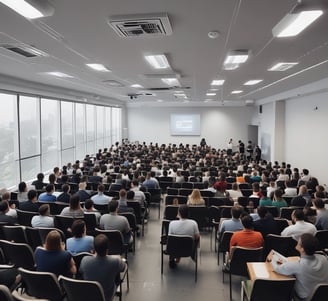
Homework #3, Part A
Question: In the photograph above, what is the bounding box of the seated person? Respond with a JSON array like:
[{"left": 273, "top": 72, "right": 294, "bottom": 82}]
[
  {"left": 31, "top": 204, "right": 54, "bottom": 228},
  {"left": 83, "top": 199, "right": 101, "bottom": 223},
  {"left": 60, "top": 194, "right": 84, "bottom": 218},
  {"left": 253, "top": 206, "right": 278, "bottom": 237},
  {"left": 35, "top": 230, "right": 76, "bottom": 277},
  {"left": 19, "top": 189, "right": 39, "bottom": 212},
  {"left": 270, "top": 234, "right": 328, "bottom": 301},
  {"left": 0, "top": 200, "right": 17, "bottom": 224},
  {"left": 66, "top": 220, "right": 94, "bottom": 254},
  {"left": 218, "top": 205, "right": 244, "bottom": 238},
  {"left": 187, "top": 189, "right": 205, "bottom": 206},
  {"left": 80, "top": 234, "right": 126, "bottom": 301},
  {"left": 56, "top": 184, "right": 71, "bottom": 203},
  {"left": 38, "top": 184, "right": 56, "bottom": 202}
]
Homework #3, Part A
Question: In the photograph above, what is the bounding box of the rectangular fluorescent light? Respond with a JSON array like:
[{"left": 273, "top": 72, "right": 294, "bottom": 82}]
[
  {"left": 86, "top": 64, "right": 111, "bottom": 72},
  {"left": 272, "top": 10, "right": 323, "bottom": 37},
  {"left": 231, "top": 90, "right": 243, "bottom": 94},
  {"left": 46, "top": 72, "right": 74, "bottom": 78},
  {"left": 211, "top": 79, "right": 225, "bottom": 86},
  {"left": 0, "top": 0, "right": 54, "bottom": 19},
  {"left": 145, "top": 54, "right": 170, "bottom": 69},
  {"left": 223, "top": 63, "right": 239, "bottom": 70},
  {"left": 244, "top": 79, "right": 263, "bottom": 86},
  {"left": 206, "top": 93, "right": 216, "bottom": 96},
  {"left": 268, "top": 62, "right": 299, "bottom": 71},
  {"left": 224, "top": 51, "right": 249, "bottom": 64},
  {"left": 162, "top": 78, "right": 179, "bottom": 86},
  {"left": 130, "top": 84, "right": 143, "bottom": 88}
]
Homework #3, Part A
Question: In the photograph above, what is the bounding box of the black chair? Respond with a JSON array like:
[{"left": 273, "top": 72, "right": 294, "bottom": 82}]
[
  {"left": 208, "top": 197, "right": 230, "bottom": 207},
  {"left": 273, "top": 218, "right": 289, "bottom": 233},
  {"left": 178, "top": 188, "right": 193, "bottom": 196},
  {"left": 84, "top": 213, "right": 98, "bottom": 236},
  {"left": 280, "top": 207, "right": 303, "bottom": 220},
  {"left": 127, "top": 201, "right": 145, "bottom": 236},
  {"left": 181, "top": 182, "right": 193, "bottom": 189},
  {"left": 309, "top": 283, "right": 328, "bottom": 301},
  {"left": 119, "top": 212, "right": 137, "bottom": 254},
  {"left": 265, "top": 234, "right": 299, "bottom": 258},
  {"left": 93, "top": 204, "right": 109, "bottom": 215},
  {"left": 164, "top": 205, "right": 179, "bottom": 220},
  {"left": 199, "top": 190, "right": 215, "bottom": 198},
  {"left": 171, "top": 182, "right": 182, "bottom": 189},
  {"left": 25, "top": 226, "right": 43, "bottom": 251},
  {"left": 109, "top": 183, "right": 122, "bottom": 191},
  {"left": 18, "top": 267, "right": 64, "bottom": 301},
  {"left": 217, "top": 231, "right": 234, "bottom": 265},
  {"left": 16, "top": 209, "right": 38, "bottom": 227},
  {"left": 161, "top": 235, "right": 198, "bottom": 282},
  {"left": 223, "top": 247, "right": 263, "bottom": 301},
  {"left": 188, "top": 206, "right": 208, "bottom": 230},
  {"left": 166, "top": 188, "right": 179, "bottom": 196},
  {"left": 72, "top": 252, "right": 93, "bottom": 279},
  {"left": 241, "top": 189, "right": 253, "bottom": 197},
  {"left": 193, "top": 182, "right": 205, "bottom": 189},
  {"left": 59, "top": 275, "right": 106, "bottom": 301},
  {"left": 1, "top": 225, "right": 28, "bottom": 243},
  {"left": 315, "top": 230, "right": 328, "bottom": 253},
  {"left": 147, "top": 188, "right": 162, "bottom": 219},
  {"left": 208, "top": 206, "right": 221, "bottom": 250},
  {"left": 219, "top": 206, "right": 233, "bottom": 218},
  {"left": 54, "top": 215, "right": 77, "bottom": 238},
  {"left": 38, "top": 227, "right": 66, "bottom": 245},
  {"left": 165, "top": 195, "right": 187, "bottom": 205},
  {"left": 264, "top": 206, "right": 279, "bottom": 218},
  {"left": 0, "top": 285, "right": 14, "bottom": 301},
  {"left": 241, "top": 278, "right": 295, "bottom": 301},
  {"left": 159, "top": 180, "right": 173, "bottom": 194},
  {"left": 0, "top": 240, "right": 35, "bottom": 270},
  {"left": 238, "top": 196, "right": 249, "bottom": 208}
]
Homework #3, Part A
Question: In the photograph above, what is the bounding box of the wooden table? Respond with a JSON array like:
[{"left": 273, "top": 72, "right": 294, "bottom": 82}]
[{"left": 247, "top": 257, "right": 299, "bottom": 281}]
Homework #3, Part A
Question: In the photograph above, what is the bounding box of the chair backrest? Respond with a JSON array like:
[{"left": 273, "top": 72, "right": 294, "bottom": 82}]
[
  {"left": 273, "top": 218, "right": 289, "bottom": 233},
  {"left": 166, "top": 235, "right": 195, "bottom": 258},
  {"left": 250, "top": 279, "right": 295, "bottom": 301},
  {"left": 165, "top": 195, "right": 187, "bottom": 205},
  {"left": 16, "top": 209, "right": 38, "bottom": 227},
  {"left": 38, "top": 228, "right": 66, "bottom": 245},
  {"left": 218, "top": 231, "right": 234, "bottom": 253},
  {"left": 166, "top": 188, "right": 179, "bottom": 196},
  {"left": 147, "top": 188, "right": 162, "bottom": 203},
  {"left": 83, "top": 213, "right": 98, "bottom": 236},
  {"left": 280, "top": 207, "right": 302, "bottom": 220},
  {"left": 25, "top": 226, "right": 43, "bottom": 251},
  {"left": 219, "top": 206, "right": 233, "bottom": 218},
  {"left": 1, "top": 225, "right": 28, "bottom": 243},
  {"left": 54, "top": 215, "right": 76, "bottom": 238},
  {"left": 264, "top": 206, "right": 279, "bottom": 218},
  {"left": 72, "top": 252, "right": 93, "bottom": 279},
  {"left": 164, "top": 205, "right": 179, "bottom": 220},
  {"left": 59, "top": 275, "right": 105, "bottom": 301},
  {"left": 309, "top": 283, "right": 328, "bottom": 301},
  {"left": 18, "top": 267, "right": 64, "bottom": 301},
  {"left": 229, "top": 247, "right": 263, "bottom": 277},
  {"left": 265, "top": 234, "right": 299, "bottom": 257},
  {"left": 0, "top": 240, "right": 35, "bottom": 270},
  {"left": 93, "top": 204, "right": 109, "bottom": 215},
  {"left": 119, "top": 212, "right": 137, "bottom": 231},
  {"left": 188, "top": 206, "right": 208, "bottom": 229},
  {"left": 0, "top": 284, "right": 13, "bottom": 301},
  {"left": 181, "top": 182, "right": 194, "bottom": 189},
  {"left": 208, "top": 197, "right": 230, "bottom": 207},
  {"left": 199, "top": 190, "right": 215, "bottom": 198},
  {"left": 109, "top": 183, "right": 122, "bottom": 191},
  {"left": 94, "top": 228, "right": 125, "bottom": 257},
  {"left": 315, "top": 230, "right": 328, "bottom": 251},
  {"left": 126, "top": 201, "right": 144, "bottom": 224},
  {"left": 178, "top": 188, "right": 193, "bottom": 196}
]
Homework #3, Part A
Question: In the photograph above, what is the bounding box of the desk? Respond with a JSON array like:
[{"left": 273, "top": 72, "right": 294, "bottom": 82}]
[{"left": 247, "top": 257, "right": 299, "bottom": 281}]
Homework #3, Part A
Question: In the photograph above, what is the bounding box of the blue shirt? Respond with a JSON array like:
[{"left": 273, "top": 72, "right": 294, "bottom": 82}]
[
  {"left": 66, "top": 236, "right": 94, "bottom": 254},
  {"left": 38, "top": 192, "right": 56, "bottom": 202}
]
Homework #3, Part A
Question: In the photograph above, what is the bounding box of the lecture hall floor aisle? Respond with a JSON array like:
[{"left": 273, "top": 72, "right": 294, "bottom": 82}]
[{"left": 122, "top": 203, "right": 243, "bottom": 301}]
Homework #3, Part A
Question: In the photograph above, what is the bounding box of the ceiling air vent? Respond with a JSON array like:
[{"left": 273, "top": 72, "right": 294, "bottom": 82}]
[
  {"left": 102, "top": 80, "right": 125, "bottom": 87},
  {"left": 1, "top": 44, "right": 48, "bottom": 58},
  {"left": 108, "top": 13, "right": 172, "bottom": 38}
]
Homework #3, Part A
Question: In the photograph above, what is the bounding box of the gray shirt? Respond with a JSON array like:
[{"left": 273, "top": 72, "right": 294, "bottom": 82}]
[
  {"left": 31, "top": 215, "right": 54, "bottom": 228},
  {"left": 168, "top": 218, "right": 199, "bottom": 239}
]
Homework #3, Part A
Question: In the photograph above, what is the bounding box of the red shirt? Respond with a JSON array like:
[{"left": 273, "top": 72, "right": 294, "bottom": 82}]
[{"left": 230, "top": 229, "right": 264, "bottom": 253}]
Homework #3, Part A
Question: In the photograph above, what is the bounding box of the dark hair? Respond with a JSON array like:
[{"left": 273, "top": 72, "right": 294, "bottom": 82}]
[
  {"left": 84, "top": 199, "right": 94, "bottom": 210},
  {"left": 300, "top": 233, "right": 318, "bottom": 255},
  {"left": 46, "top": 184, "right": 54, "bottom": 193},
  {"left": 274, "top": 189, "right": 283, "bottom": 198},
  {"left": 71, "top": 219, "right": 85, "bottom": 238},
  {"left": 94, "top": 234, "right": 108, "bottom": 256},
  {"left": 126, "top": 190, "right": 134, "bottom": 200},
  {"left": 119, "top": 189, "right": 127, "bottom": 198},
  {"left": 28, "top": 189, "right": 37, "bottom": 200},
  {"left": 69, "top": 194, "right": 81, "bottom": 210},
  {"left": 0, "top": 200, "right": 9, "bottom": 212},
  {"left": 313, "top": 198, "right": 325, "bottom": 209},
  {"left": 231, "top": 205, "right": 243, "bottom": 219},
  {"left": 109, "top": 199, "right": 119, "bottom": 213},
  {"left": 257, "top": 206, "right": 268, "bottom": 219},
  {"left": 39, "top": 204, "right": 50, "bottom": 216},
  {"left": 98, "top": 184, "right": 105, "bottom": 192},
  {"left": 18, "top": 182, "right": 27, "bottom": 193},
  {"left": 37, "top": 173, "right": 45, "bottom": 181},
  {"left": 178, "top": 204, "right": 189, "bottom": 219},
  {"left": 241, "top": 215, "right": 253, "bottom": 229},
  {"left": 62, "top": 184, "right": 70, "bottom": 193},
  {"left": 48, "top": 173, "right": 56, "bottom": 184},
  {"left": 293, "top": 209, "right": 305, "bottom": 220}
]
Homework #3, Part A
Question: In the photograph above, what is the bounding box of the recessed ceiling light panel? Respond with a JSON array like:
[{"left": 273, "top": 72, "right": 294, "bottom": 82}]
[
  {"left": 145, "top": 54, "right": 170, "bottom": 69},
  {"left": 86, "top": 64, "right": 111, "bottom": 72},
  {"left": 231, "top": 90, "right": 243, "bottom": 94},
  {"left": 211, "top": 79, "right": 225, "bottom": 86},
  {"left": 244, "top": 80, "right": 263, "bottom": 85},
  {"left": 268, "top": 62, "right": 299, "bottom": 71}
]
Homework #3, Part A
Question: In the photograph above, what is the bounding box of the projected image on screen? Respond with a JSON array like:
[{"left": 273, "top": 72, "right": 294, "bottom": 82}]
[{"left": 170, "top": 114, "right": 200, "bottom": 136}]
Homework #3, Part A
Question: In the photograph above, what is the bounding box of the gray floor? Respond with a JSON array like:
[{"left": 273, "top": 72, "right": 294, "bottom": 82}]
[{"left": 121, "top": 203, "right": 245, "bottom": 301}]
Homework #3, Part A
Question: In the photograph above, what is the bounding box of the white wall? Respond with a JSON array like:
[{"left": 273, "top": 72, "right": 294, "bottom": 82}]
[{"left": 127, "top": 106, "right": 253, "bottom": 149}]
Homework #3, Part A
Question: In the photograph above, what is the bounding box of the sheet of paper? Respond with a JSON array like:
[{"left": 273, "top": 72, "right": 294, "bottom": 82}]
[{"left": 251, "top": 263, "right": 270, "bottom": 278}]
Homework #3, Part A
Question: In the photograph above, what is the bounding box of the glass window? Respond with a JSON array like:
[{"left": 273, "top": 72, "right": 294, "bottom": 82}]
[
  {"left": 96, "top": 106, "right": 104, "bottom": 150},
  {"left": 21, "top": 157, "right": 41, "bottom": 184},
  {"left": 41, "top": 98, "right": 60, "bottom": 172},
  {"left": 62, "top": 148, "right": 74, "bottom": 166},
  {"left": 0, "top": 93, "right": 19, "bottom": 187},
  {"left": 19, "top": 96, "right": 40, "bottom": 158},
  {"left": 104, "top": 107, "right": 112, "bottom": 147},
  {"left": 75, "top": 103, "right": 86, "bottom": 159},
  {"left": 61, "top": 101, "right": 74, "bottom": 149},
  {"left": 112, "top": 107, "right": 121, "bottom": 144},
  {"left": 86, "top": 104, "right": 95, "bottom": 154}
]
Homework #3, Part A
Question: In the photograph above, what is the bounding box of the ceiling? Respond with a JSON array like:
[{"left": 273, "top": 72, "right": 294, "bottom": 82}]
[{"left": 0, "top": 0, "right": 327, "bottom": 107}]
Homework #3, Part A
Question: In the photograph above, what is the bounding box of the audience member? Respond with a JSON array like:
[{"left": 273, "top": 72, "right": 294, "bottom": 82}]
[
  {"left": 218, "top": 205, "right": 244, "bottom": 237},
  {"left": 91, "top": 184, "right": 111, "bottom": 205},
  {"left": 313, "top": 198, "right": 328, "bottom": 230},
  {"left": 187, "top": 189, "right": 205, "bottom": 206},
  {"left": 31, "top": 204, "right": 54, "bottom": 228},
  {"left": 56, "top": 184, "right": 71, "bottom": 203},
  {"left": 38, "top": 184, "right": 56, "bottom": 202},
  {"left": 66, "top": 219, "right": 94, "bottom": 254},
  {"left": 32, "top": 173, "right": 46, "bottom": 190},
  {"left": 19, "top": 189, "right": 39, "bottom": 212},
  {"left": 253, "top": 206, "right": 278, "bottom": 237},
  {"left": 60, "top": 194, "right": 84, "bottom": 218},
  {"left": 0, "top": 200, "right": 17, "bottom": 224}
]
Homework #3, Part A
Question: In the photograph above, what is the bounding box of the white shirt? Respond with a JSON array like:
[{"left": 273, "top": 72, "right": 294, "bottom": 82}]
[{"left": 281, "top": 220, "right": 317, "bottom": 241}]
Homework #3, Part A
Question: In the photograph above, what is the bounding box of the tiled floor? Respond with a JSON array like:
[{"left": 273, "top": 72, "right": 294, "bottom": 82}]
[{"left": 122, "top": 203, "right": 245, "bottom": 301}]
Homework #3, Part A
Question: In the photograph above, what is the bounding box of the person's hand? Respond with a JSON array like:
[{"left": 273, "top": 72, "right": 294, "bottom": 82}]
[{"left": 266, "top": 250, "right": 273, "bottom": 262}]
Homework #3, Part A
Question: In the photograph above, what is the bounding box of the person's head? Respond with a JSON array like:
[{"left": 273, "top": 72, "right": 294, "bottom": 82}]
[
  {"left": 84, "top": 199, "right": 94, "bottom": 210},
  {"left": 126, "top": 190, "right": 134, "bottom": 200},
  {"left": 62, "top": 184, "right": 70, "bottom": 194},
  {"left": 292, "top": 209, "right": 305, "bottom": 222},
  {"left": 71, "top": 219, "right": 86, "bottom": 238},
  {"left": 37, "top": 173, "right": 44, "bottom": 181},
  {"left": 0, "top": 200, "right": 9, "bottom": 213},
  {"left": 190, "top": 189, "right": 201, "bottom": 200},
  {"left": 241, "top": 215, "right": 253, "bottom": 229},
  {"left": 28, "top": 189, "right": 37, "bottom": 201},
  {"left": 296, "top": 233, "right": 318, "bottom": 255},
  {"left": 69, "top": 194, "right": 81, "bottom": 210},
  {"left": 48, "top": 173, "right": 56, "bottom": 184},
  {"left": 257, "top": 206, "right": 268, "bottom": 219},
  {"left": 39, "top": 204, "right": 50, "bottom": 216},
  {"left": 274, "top": 189, "right": 283, "bottom": 200},
  {"left": 1, "top": 192, "right": 10, "bottom": 201},
  {"left": 178, "top": 204, "right": 189, "bottom": 219},
  {"left": 18, "top": 182, "right": 27, "bottom": 193},
  {"left": 231, "top": 205, "right": 243, "bottom": 219},
  {"left": 53, "top": 167, "right": 60, "bottom": 176},
  {"left": 119, "top": 189, "right": 127, "bottom": 199},
  {"left": 45, "top": 230, "right": 62, "bottom": 251},
  {"left": 109, "top": 199, "right": 119, "bottom": 213},
  {"left": 97, "top": 184, "right": 105, "bottom": 193},
  {"left": 313, "top": 198, "right": 325, "bottom": 209},
  {"left": 94, "top": 234, "right": 108, "bottom": 257},
  {"left": 45, "top": 184, "right": 54, "bottom": 194},
  {"left": 231, "top": 182, "right": 239, "bottom": 191},
  {"left": 302, "top": 169, "right": 309, "bottom": 176},
  {"left": 299, "top": 185, "right": 308, "bottom": 195},
  {"left": 79, "top": 182, "right": 86, "bottom": 190}
]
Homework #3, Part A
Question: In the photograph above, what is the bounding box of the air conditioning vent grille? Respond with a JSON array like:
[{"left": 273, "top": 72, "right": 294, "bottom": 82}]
[
  {"left": 1, "top": 44, "right": 48, "bottom": 58},
  {"left": 108, "top": 13, "right": 172, "bottom": 38}
]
